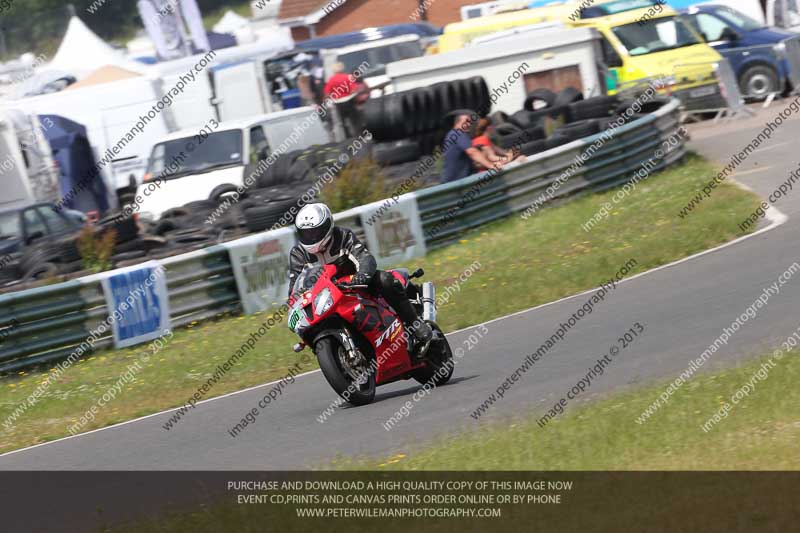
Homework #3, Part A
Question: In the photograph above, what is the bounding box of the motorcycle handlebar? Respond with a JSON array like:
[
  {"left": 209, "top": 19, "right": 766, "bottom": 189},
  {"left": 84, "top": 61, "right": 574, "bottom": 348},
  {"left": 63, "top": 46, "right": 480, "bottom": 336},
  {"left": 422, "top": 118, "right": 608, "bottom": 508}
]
[{"left": 336, "top": 283, "right": 369, "bottom": 291}]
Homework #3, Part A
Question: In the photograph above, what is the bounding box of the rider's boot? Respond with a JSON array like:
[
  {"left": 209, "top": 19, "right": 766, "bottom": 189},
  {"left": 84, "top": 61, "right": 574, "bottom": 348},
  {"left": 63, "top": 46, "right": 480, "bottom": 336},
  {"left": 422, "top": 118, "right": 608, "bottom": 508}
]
[{"left": 393, "top": 298, "right": 432, "bottom": 360}]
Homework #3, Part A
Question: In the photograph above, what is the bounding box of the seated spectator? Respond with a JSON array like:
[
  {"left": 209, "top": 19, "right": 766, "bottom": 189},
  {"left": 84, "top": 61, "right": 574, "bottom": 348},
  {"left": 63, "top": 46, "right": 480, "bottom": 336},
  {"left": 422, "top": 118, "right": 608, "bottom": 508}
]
[
  {"left": 471, "top": 118, "right": 527, "bottom": 170},
  {"left": 442, "top": 111, "right": 502, "bottom": 183}
]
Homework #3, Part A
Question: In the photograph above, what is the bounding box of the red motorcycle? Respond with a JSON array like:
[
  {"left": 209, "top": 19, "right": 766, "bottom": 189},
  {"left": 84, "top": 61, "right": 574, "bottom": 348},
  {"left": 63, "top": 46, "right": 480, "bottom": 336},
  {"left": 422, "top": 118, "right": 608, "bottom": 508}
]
[{"left": 288, "top": 263, "right": 454, "bottom": 406}]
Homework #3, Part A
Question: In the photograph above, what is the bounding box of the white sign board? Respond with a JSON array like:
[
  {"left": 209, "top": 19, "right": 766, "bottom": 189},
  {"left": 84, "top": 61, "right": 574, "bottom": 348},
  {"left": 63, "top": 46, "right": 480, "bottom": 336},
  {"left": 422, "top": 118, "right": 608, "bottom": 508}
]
[
  {"left": 226, "top": 226, "right": 297, "bottom": 315},
  {"left": 359, "top": 194, "right": 427, "bottom": 268}
]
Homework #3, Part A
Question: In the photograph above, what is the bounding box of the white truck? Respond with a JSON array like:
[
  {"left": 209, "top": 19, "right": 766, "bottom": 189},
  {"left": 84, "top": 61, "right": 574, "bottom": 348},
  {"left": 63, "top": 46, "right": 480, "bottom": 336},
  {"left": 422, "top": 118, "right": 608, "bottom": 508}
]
[
  {"left": 386, "top": 25, "right": 604, "bottom": 114},
  {"left": 136, "top": 107, "right": 331, "bottom": 221}
]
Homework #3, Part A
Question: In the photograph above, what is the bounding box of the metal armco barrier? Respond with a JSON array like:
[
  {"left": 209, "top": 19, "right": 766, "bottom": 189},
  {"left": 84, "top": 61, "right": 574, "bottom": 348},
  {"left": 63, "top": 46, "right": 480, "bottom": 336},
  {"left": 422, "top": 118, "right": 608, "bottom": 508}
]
[{"left": 0, "top": 99, "right": 686, "bottom": 372}]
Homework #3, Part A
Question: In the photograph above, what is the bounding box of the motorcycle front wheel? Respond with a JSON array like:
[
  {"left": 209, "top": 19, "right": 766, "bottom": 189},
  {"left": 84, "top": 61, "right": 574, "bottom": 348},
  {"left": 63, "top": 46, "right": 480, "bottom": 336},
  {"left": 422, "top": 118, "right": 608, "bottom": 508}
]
[{"left": 315, "top": 337, "right": 376, "bottom": 406}]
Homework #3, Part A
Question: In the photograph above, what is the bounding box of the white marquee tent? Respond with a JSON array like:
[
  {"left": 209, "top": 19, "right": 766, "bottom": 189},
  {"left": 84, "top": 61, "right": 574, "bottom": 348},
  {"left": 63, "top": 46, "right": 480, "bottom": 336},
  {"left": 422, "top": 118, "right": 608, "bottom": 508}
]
[{"left": 49, "top": 16, "right": 133, "bottom": 78}]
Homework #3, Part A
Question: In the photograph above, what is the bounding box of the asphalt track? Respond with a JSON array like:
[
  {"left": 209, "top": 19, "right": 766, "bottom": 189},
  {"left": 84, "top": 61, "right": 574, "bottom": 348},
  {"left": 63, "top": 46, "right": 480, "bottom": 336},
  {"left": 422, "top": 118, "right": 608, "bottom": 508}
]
[{"left": 2, "top": 105, "right": 800, "bottom": 471}]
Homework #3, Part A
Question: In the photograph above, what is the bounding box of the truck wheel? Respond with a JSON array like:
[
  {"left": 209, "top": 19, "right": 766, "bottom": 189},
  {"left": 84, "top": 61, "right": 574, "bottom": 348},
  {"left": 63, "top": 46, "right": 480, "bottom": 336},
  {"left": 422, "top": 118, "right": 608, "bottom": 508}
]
[{"left": 739, "top": 65, "right": 779, "bottom": 99}]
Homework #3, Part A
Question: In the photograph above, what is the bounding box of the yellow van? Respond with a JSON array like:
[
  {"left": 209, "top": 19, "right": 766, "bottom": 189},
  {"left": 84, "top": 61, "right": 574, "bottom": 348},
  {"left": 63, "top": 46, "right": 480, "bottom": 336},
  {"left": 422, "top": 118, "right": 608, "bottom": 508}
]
[{"left": 439, "top": 0, "right": 723, "bottom": 103}]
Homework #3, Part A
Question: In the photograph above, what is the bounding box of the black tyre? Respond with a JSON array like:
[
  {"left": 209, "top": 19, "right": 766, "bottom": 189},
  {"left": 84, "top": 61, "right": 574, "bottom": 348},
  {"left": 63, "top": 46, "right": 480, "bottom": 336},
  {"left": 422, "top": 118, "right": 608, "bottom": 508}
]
[
  {"left": 523, "top": 125, "right": 546, "bottom": 141},
  {"left": 183, "top": 200, "right": 218, "bottom": 212},
  {"left": 274, "top": 154, "right": 296, "bottom": 185},
  {"left": 153, "top": 218, "right": 182, "bottom": 236},
  {"left": 289, "top": 158, "right": 315, "bottom": 183},
  {"left": 434, "top": 81, "right": 458, "bottom": 115},
  {"left": 519, "top": 139, "right": 548, "bottom": 156},
  {"left": 161, "top": 207, "right": 190, "bottom": 220},
  {"left": 373, "top": 140, "right": 421, "bottom": 166},
  {"left": 529, "top": 104, "right": 571, "bottom": 125},
  {"left": 363, "top": 97, "right": 388, "bottom": 139},
  {"left": 411, "top": 324, "right": 454, "bottom": 387},
  {"left": 23, "top": 261, "right": 59, "bottom": 282},
  {"left": 469, "top": 76, "right": 491, "bottom": 114},
  {"left": 315, "top": 336, "right": 376, "bottom": 406},
  {"left": 508, "top": 110, "right": 536, "bottom": 129},
  {"left": 420, "top": 87, "right": 444, "bottom": 124},
  {"left": 568, "top": 96, "right": 619, "bottom": 121},
  {"left": 112, "top": 250, "right": 148, "bottom": 263},
  {"left": 489, "top": 110, "right": 509, "bottom": 125},
  {"left": 615, "top": 98, "right": 667, "bottom": 116},
  {"left": 545, "top": 133, "right": 571, "bottom": 149},
  {"left": 55, "top": 236, "right": 81, "bottom": 263},
  {"left": 494, "top": 123, "right": 521, "bottom": 136},
  {"left": 99, "top": 213, "right": 138, "bottom": 243},
  {"left": 553, "top": 87, "right": 584, "bottom": 107},
  {"left": 243, "top": 199, "right": 297, "bottom": 232},
  {"left": 19, "top": 244, "right": 59, "bottom": 275},
  {"left": 524, "top": 88, "right": 557, "bottom": 111},
  {"left": 739, "top": 65, "right": 780, "bottom": 99},
  {"left": 0, "top": 255, "right": 21, "bottom": 285},
  {"left": 554, "top": 118, "right": 601, "bottom": 140},
  {"left": 209, "top": 183, "right": 239, "bottom": 202},
  {"left": 495, "top": 129, "right": 532, "bottom": 150}
]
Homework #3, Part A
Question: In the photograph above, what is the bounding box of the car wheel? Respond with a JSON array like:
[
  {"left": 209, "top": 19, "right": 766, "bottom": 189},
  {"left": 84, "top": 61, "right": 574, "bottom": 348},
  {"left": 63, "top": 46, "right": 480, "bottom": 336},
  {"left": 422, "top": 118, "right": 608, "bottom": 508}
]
[{"left": 739, "top": 65, "right": 779, "bottom": 99}]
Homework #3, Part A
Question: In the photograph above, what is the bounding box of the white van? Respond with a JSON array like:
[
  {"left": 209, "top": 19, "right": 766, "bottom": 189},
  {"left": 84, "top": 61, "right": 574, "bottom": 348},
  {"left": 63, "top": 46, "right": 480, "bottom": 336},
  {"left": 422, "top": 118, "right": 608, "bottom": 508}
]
[{"left": 136, "top": 107, "right": 331, "bottom": 221}]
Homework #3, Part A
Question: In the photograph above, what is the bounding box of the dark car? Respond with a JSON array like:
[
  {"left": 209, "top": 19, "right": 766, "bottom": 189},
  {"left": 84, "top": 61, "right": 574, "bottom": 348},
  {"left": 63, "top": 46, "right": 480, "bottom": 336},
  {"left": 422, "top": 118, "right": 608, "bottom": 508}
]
[
  {"left": 681, "top": 5, "right": 800, "bottom": 99},
  {"left": 0, "top": 203, "right": 86, "bottom": 283}
]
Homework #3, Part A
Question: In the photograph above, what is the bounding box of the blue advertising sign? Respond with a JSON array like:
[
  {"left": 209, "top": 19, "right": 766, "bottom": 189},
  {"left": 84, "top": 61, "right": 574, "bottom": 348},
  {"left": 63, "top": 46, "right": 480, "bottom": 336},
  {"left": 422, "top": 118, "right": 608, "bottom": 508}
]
[{"left": 101, "top": 261, "right": 171, "bottom": 349}]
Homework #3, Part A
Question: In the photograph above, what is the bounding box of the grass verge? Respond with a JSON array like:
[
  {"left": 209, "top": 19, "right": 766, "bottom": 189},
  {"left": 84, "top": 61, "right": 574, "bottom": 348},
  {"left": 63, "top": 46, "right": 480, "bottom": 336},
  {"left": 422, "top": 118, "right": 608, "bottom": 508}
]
[
  {"left": 0, "top": 153, "right": 760, "bottom": 453},
  {"left": 348, "top": 348, "right": 800, "bottom": 470},
  {"left": 110, "top": 349, "right": 800, "bottom": 533}
]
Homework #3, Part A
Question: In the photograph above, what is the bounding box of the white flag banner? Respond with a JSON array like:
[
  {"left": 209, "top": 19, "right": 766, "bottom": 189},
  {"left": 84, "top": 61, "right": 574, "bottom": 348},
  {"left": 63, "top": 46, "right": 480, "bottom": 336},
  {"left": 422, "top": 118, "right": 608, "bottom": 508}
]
[
  {"left": 181, "top": 0, "right": 212, "bottom": 52},
  {"left": 137, "top": 0, "right": 186, "bottom": 60}
]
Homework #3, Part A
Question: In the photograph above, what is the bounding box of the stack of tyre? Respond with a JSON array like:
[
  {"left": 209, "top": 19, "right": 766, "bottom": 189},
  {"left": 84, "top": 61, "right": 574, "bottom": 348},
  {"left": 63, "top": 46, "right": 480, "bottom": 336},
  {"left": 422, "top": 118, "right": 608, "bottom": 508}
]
[
  {"left": 4, "top": 237, "right": 79, "bottom": 284},
  {"left": 490, "top": 87, "right": 668, "bottom": 157},
  {"left": 363, "top": 76, "right": 491, "bottom": 166}
]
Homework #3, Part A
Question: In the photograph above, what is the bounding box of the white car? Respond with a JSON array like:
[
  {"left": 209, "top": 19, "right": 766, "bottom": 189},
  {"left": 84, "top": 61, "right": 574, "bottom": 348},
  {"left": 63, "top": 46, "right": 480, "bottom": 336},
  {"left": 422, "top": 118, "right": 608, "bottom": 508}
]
[{"left": 136, "top": 107, "right": 330, "bottom": 221}]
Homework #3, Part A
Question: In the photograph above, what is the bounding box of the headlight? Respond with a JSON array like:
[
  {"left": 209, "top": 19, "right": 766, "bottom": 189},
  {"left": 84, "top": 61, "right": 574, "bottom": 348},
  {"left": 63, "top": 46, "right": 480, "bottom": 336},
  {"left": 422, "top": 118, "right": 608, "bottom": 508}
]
[
  {"left": 314, "top": 288, "right": 333, "bottom": 317},
  {"left": 775, "top": 42, "right": 787, "bottom": 56}
]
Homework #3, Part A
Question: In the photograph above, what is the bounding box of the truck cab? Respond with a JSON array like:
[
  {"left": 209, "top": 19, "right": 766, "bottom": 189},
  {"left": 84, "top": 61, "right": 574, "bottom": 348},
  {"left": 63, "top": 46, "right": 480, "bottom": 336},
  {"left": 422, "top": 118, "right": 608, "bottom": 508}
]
[
  {"left": 136, "top": 107, "right": 331, "bottom": 221},
  {"left": 568, "top": 1, "right": 724, "bottom": 107},
  {"left": 680, "top": 4, "right": 800, "bottom": 98}
]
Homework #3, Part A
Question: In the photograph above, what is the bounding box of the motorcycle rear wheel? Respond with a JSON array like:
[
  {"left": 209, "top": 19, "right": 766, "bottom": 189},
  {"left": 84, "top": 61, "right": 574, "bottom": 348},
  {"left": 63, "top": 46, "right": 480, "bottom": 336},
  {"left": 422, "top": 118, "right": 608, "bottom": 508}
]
[
  {"left": 315, "top": 337, "right": 376, "bottom": 406},
  {"left": 412, "top": 323, "right": 454, "bottom": 387}
]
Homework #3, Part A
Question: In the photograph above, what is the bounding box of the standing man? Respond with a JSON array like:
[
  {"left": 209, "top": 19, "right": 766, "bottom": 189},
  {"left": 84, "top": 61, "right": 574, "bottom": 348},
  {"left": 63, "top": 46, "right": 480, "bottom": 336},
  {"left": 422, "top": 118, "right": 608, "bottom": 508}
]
[
  {"left": 323, "top": 62, "right": 357, "bottom": 100},
  {"left": 442, "top": 111, "right": 502, "bottom": 183}
]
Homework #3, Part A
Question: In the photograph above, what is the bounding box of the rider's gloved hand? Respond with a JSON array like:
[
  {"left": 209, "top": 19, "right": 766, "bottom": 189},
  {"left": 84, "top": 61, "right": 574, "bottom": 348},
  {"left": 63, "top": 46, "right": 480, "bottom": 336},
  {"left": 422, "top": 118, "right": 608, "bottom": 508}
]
[{"left": 350, "top": 272, "right": 372, "bottom": 286}]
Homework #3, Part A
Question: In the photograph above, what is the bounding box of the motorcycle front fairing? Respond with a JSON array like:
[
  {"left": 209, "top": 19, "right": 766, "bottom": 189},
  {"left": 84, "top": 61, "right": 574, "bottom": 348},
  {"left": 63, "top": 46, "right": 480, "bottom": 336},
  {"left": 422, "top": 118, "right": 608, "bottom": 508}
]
[{"left": 287, "top": 263, "right": 419, "bottom": 384}]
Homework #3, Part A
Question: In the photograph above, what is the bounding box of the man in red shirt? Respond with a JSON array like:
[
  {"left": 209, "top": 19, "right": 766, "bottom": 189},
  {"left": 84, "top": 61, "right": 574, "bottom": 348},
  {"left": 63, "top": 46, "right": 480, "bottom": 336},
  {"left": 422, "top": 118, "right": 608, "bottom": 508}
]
[{"left": 323, "top": 62, "right": 357, "bottom": 99}]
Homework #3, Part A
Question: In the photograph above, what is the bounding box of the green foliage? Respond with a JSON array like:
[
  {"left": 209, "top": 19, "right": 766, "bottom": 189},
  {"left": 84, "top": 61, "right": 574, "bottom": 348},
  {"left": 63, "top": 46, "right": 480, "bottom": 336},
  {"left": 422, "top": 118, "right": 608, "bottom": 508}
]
[
  {"left": 321, "top": 158, "right": 391, "bottom": 213},
  {"left": 77, "top": 226, "right": 116, "bottom": 273}
]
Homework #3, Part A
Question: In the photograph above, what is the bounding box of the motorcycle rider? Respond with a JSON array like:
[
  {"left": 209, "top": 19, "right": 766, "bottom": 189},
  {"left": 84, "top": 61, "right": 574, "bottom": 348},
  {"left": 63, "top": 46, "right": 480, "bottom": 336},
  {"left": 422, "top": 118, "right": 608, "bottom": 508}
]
[{"left": 288, "top": 203, "right": 433, "bottom": 353}]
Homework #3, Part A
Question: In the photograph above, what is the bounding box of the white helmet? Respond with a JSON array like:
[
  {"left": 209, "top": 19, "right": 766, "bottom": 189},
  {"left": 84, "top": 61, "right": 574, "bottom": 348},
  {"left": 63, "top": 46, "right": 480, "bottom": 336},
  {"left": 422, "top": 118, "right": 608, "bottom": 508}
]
[{"left": 295, "top": 203, "right": 334, "bottom": 254}]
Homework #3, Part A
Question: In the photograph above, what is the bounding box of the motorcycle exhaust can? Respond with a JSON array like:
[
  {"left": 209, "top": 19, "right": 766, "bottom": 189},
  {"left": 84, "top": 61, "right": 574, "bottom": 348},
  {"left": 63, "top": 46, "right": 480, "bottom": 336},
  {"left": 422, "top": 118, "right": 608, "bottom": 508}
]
[{"left": 422, "top": 282, "right": 436, "bottom": 322}]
